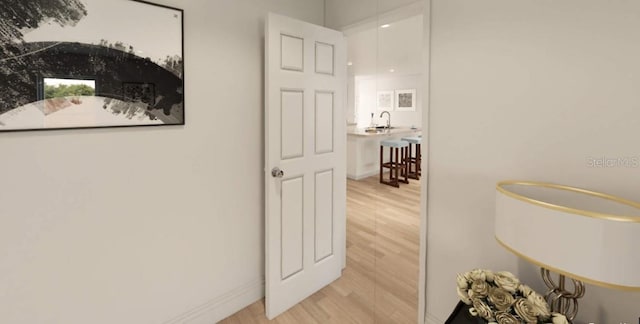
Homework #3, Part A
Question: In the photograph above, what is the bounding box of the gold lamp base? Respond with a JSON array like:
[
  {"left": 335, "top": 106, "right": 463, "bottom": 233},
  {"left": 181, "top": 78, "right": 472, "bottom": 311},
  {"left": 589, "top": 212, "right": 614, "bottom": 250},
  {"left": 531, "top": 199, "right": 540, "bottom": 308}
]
[{"left": 541, "top": 268, "right": 586, "bottom": 322}]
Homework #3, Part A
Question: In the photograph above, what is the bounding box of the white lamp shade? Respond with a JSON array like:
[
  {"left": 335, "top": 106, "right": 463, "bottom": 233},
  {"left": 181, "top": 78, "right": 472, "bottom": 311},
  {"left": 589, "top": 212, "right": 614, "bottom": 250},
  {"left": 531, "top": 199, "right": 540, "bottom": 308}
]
[{"left": 495, "top": 181, "right": 640, "bottom": 290}]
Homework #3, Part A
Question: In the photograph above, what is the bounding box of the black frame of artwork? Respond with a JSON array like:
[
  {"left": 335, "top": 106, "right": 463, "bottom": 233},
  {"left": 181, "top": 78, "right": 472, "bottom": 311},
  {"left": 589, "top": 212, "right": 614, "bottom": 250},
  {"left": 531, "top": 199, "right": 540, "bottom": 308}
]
[{"left": 0, "top": 0, "right": 186, "bottom": 132}]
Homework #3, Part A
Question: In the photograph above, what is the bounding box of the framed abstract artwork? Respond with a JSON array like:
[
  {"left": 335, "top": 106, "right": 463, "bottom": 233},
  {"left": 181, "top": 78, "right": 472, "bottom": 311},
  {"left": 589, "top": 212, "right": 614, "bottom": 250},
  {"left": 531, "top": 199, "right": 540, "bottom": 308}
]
[
  {"left": 377, "top": 90, "right": 394, "bottom": 111},
  {"left": 0, "top": 0, "right": 184, "bottom": 132},
  {"left": 395, "top": 89, "right": 416, "bottom": 111}
]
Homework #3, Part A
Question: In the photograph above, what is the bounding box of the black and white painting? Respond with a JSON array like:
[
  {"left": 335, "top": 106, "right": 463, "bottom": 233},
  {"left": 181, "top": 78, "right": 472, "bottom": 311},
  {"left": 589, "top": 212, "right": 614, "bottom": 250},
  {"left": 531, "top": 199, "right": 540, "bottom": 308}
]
[
  {"left": 0, "top": 0, "right": 184, "bottom": 132},
  {"left": 395, "top": 89, "right": 416, "bottom": 111}
]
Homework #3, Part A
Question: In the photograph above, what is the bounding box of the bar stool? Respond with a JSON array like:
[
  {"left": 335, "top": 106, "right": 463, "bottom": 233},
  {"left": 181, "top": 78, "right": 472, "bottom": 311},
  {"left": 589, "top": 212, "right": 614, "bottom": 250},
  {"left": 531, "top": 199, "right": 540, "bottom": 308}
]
[
  {"left": 380, "top": 139, "right": 409, "bottom": 188},
  {"left": 401, "top": 136, "right": 422, "bottom": 180}
]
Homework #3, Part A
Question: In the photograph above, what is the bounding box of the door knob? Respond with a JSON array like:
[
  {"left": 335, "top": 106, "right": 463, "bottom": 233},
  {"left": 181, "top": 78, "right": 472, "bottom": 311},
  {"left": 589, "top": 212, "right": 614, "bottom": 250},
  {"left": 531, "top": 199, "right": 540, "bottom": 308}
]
[{"left": 271, "top": 167, "right": 284, "bottom": 178}]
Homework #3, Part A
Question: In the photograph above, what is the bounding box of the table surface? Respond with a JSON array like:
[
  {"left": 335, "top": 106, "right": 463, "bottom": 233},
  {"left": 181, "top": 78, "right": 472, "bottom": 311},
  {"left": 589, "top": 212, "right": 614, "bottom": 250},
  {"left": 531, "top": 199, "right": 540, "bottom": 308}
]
[{"left": 347, "top": 126, "right": 421, "bottom": 137}]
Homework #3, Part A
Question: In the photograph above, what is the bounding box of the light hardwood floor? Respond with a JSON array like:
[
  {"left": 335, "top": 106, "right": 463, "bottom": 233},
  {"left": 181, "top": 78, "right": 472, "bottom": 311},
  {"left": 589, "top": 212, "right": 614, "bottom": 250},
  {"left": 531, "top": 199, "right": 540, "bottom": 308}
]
[{"left": 219, "top": 175, "right": 421, "bottom": 323}]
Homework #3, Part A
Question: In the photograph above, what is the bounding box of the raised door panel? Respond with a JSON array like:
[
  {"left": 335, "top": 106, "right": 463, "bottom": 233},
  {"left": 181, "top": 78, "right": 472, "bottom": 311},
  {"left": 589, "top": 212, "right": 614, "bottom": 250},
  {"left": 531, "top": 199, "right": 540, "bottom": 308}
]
[
  {"left": 315, "top": 42, "right": 334, "bottom": 75},
  {"left": 315, "top": 91, "right": 334, "bottom": 154},
  {"left": 281, "top": 34, "right": 304, "bottom": 71},
  {"left": 314, "top": 169, "right": 334, "bottom": 262},
  {"left": 281, "top": 90, "right": 304, "bottom": 159},
  {"left": 281, "top": 176, "right": 304, "bottom": 280}
]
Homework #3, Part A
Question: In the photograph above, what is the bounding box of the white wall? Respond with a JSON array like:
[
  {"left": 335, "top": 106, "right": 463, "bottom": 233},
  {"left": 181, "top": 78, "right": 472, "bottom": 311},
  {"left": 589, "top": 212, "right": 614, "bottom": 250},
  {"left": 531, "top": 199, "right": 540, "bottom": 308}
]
[
  {"left": 326, "top": 0, "right": 421, "bottom": 29},
  {"left": 342, "top": 5, "right": 424, "bottom": 128},
  {"left": 427, "top": 0, "right": 640, "bottom": 323},
  {"left": 346, "top": 14, "right": 424, "bottom": 77},
  {"left": 355, "top": 75, "right": 422, "bottom": 127},
  {"left": 0, "top": 1, "right": 324, "bottom": 323}
]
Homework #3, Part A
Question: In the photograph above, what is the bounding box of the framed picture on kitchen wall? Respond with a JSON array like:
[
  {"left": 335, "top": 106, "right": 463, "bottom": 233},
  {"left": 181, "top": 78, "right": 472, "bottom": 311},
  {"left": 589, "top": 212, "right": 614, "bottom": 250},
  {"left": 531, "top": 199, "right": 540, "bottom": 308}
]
[
  {"left": 395, "top": 89, "right": 416, "bottom": 111},
  {"left": 0, "top": 0, "right": 184, "bottom": 132},
  {"left": 377, "top": 90, "right": 394, "bottom": 111}
]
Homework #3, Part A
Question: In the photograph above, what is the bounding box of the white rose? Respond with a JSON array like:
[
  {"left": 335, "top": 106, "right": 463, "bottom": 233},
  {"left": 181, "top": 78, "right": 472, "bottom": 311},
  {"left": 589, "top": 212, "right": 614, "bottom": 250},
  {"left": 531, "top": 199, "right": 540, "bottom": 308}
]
[
  {"left": 488, "top": 287, "right": 515, "bottom": 312},
  {"left": 457, "top": 273, "right": 469, "bottom": 289},
  {"left": 457, "top": 287, "right": 472, "bottom": 305},
  {"left": 513, "top": 298, "right": 538, "bottom": 323},
  {"left": 495, "top": 311, "right": 520, "bottom": 324},
  {"left": 485, "top": 270, "right": 495, "bottom": 282},
  {"left": 550, "top": 313, "right": 569, "bottom": 324},
  {"left": 494, "top": 271, "right": 520, "bottom": 293},
  {"left": 496, "top": 271, "right": 518, "bottom": 282},
  {"left": 471, "top": 279, "right": 490, "bottom": 298},
  {"left": 518, "top": 284, "right": 534, "bottom": 297},
  {"left": 472, "top": 298, "right": 496, "bottom": 321},
  {"left": 469, "top": 269, "right": 487, "bottom": 282},
  {"left": 527, "top": 291, "right": 550, "bottom": 317}
]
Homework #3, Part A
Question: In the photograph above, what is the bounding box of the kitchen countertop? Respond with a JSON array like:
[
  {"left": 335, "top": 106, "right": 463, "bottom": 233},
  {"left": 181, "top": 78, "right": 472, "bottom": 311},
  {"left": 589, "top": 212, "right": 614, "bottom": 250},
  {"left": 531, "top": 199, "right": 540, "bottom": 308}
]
[{"left": 347, "top": 126, "right": 422, "bottom": 137}]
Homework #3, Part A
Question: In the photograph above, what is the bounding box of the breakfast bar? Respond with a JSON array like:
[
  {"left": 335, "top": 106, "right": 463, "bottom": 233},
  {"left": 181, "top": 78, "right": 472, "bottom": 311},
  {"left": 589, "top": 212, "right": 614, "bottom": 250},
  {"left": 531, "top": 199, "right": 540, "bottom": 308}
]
[{"left": 347, "top": 126, "right": 422, "bottom": 180}]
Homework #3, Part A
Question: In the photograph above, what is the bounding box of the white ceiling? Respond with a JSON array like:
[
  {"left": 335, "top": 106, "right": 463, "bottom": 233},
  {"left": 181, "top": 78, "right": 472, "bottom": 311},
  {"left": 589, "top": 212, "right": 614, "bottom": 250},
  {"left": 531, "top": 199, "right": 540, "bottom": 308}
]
[{"left": 346, "top": 13, "right": 424, "bottom": 77}]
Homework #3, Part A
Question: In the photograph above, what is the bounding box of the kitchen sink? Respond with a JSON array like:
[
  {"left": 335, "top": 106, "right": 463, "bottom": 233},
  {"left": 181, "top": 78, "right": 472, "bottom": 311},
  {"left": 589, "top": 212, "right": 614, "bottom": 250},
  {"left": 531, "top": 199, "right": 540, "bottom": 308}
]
[{"left": 364, "top": 126, "right": 395, "bottom": 133}]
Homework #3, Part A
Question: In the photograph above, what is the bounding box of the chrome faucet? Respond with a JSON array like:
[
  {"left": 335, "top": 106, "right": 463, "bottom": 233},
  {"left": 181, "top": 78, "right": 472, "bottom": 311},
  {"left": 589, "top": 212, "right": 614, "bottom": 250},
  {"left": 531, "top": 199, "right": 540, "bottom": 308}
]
[{"left": 380, "top": 111, "right": 391, "bottom": 129}]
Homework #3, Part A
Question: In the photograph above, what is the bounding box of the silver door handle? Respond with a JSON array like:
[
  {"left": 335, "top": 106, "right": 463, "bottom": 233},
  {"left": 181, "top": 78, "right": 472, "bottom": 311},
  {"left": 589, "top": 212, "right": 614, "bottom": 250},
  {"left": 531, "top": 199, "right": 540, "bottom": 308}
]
[{"left": 271, "top": 167, "right": 284, "bottom": 178}]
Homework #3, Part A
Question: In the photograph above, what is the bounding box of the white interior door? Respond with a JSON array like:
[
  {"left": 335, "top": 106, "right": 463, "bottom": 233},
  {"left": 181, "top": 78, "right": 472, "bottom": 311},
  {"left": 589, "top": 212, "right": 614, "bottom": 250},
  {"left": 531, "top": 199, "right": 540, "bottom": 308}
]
[{"left": 265, "top": 13, "right": 347, "bottom": 319}]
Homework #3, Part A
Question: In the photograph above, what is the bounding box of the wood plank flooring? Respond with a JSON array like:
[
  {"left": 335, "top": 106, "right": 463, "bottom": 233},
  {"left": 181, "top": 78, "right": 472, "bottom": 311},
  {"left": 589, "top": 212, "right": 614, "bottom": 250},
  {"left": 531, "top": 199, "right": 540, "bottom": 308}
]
[{"left": 219, "top": 175, "right": 421, "bottom": 323}]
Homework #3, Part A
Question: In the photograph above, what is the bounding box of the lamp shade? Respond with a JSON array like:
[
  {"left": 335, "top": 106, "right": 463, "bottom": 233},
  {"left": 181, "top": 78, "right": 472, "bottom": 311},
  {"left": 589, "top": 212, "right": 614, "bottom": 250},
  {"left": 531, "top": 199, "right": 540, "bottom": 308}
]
[{"left": 495, "top": 181, "right": 640, "bottom": 290}]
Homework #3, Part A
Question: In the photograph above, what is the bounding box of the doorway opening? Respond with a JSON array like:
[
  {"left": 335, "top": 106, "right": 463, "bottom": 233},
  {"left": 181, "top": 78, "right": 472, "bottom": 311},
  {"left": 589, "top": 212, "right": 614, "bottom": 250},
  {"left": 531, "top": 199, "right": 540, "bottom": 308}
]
[
  {"left": 344, "top": 9, "right": 425, "bottom": 323},
  {"left": 221, "top": 4, "right": 428, "bottom": 323}
]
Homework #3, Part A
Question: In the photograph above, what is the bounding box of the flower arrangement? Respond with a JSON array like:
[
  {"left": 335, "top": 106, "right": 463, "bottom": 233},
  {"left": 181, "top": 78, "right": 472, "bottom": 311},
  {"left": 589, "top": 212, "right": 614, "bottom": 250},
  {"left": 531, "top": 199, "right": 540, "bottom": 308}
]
[{"left": 456, "top": 269, "right": 569, "bottom": 324}]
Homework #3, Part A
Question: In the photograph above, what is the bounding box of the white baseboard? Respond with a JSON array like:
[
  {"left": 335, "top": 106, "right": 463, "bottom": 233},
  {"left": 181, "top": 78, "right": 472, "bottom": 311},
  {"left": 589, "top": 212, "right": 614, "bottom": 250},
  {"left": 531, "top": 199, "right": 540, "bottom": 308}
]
[
  {"left": 164, "top": 278, "right": 264, "bottom": 324},
  {"left": 426, "top": 312, "right": 444, "bottom": 324},
  {"left": 347, "top": 170, "right": 379, "bottom": 180}
]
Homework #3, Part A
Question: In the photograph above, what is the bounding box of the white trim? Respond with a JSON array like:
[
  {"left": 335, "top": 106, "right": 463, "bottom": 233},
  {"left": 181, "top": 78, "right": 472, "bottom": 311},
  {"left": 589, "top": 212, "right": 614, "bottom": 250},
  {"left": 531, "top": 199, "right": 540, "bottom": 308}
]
[
  {"left": 418, "top": 1, "right": 431, "bottom": 323},
  {"left": 162, "top": 278, "right": 264, "bottom": 324},
  {"left": 346, "top": 169, "right": 379, "bottom": 181}
]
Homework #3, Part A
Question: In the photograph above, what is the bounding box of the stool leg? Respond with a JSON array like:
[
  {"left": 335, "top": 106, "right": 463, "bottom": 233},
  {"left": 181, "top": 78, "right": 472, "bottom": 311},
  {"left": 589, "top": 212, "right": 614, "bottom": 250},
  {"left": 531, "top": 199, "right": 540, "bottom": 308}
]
[
  {"left": 409, "top": 143, "right": 414, "bottom": 176},
  {"left": 391, "top": 147, "right": 395, "bottom": 185},
  {"left": 404, "top": 149, "right": 411, "bottom": 183},
  {"left": 379, "top": 145, "right": 383, "bottom": 184},
  {"left": 416, "top": 144, "right": 421, "bottom": 177},
  {"left": 403, "top": 146, "right": 409, "bottom": 184},
  {"left": 389, "top": 147, "right": 394, "bottom": 186},
  {"left": 404, "top": 143, "right": 420, "bottom": 180},
  {"left": 395, "top": 147, "right": 399, "bottom": 186},
  {"left": 402, "top": 143, "right": 411, "bottom": 175}
]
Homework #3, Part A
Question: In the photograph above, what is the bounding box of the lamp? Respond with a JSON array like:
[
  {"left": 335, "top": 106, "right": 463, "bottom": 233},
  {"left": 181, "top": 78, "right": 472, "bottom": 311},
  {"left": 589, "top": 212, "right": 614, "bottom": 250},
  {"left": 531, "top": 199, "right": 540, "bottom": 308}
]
[{"left": 494, "top": 180, "right": 640, "bottom": 322}]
